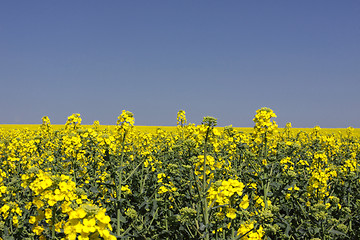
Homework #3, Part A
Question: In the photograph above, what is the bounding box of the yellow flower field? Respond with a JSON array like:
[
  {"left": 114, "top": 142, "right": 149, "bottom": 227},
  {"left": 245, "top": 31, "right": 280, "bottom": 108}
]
[
  {"left": 0, "top": 109, "right": 359, "bottom": 239},
  {"left": 2, "top": 124, "right": 359, "bottom": 136}
]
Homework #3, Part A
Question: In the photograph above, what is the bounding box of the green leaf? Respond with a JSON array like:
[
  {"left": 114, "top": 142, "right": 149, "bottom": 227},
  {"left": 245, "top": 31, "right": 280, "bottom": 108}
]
[{"left": 329, "top": 229, "right": 348, "bottom": 237}]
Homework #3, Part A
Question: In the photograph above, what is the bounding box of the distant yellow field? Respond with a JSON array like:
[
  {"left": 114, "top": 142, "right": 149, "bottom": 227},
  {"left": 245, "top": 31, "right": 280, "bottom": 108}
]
[
  {"left": 0, "top": 124, "right": 178, "bottom": 132},
  {"left": 0, "top": 124, "right": 359, "bottom": 136}
]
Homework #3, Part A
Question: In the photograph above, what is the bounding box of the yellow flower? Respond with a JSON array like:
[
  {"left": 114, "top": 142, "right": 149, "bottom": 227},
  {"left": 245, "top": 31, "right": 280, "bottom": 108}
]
[
  {"left": 29, "top": 216, "right": 37, "bottom": 224},
  {"left": 0, "top": 204, "right": 10, "bottom": 214},
  {"left": 240, "top": 194, "right": 249, "bottom": 209},
  {"left": 69, "top": 208, "right": 87, "bottom": 220},
  {"left": 48, "top": 198, "right": 57, "bottom": 206},
  {"left": 226, "top": 207, "right": 237, "bottom": 219},
  {"left": 33, "top": 198, "right": 44, "bottom": 208},
  {"left": 55, "top": 221, "right": 63, "bottom": 232},
  {"left": 12, "top": 215, "right": 19, "bottom": 226},
  {"left": 33, "top": 225, "right": 45, "bottom": 235},
  {"left": 121, "top": 185, "right": 132, "bottom": 194},
  {"left": 45, "top": 208, "right": 52, "bottom": 219},
  {"left": 262, "top": 159, "right": 267, "bottom": 166},
  {"left": 285, "top": 193, "right": 291, "bottom": 200},
  {"left": 95, "top": 209, "right": 111, "bottom": 225},
  {"left": 227, "top": 222, "right": 232, "bottom": 229},
  {"left": 237, "top": 220, "right": 264, "bottom": 239},
  {"left": 82, "top": 218, "right": 96, "bottom": 233},
  {"left": 158, "top": 186, "right": 169, "bottom": 194},
  {"left": 0, "top": 186, "right": 7, "bottom": 194}
]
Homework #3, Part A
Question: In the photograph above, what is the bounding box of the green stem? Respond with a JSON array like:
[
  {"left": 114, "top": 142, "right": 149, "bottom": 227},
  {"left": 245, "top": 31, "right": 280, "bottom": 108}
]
[
  {"left": 186, "top": 224, "right": 196, "bottom": 238},
  {"left": 9, "top": 213, "right": 13, "bottom": 235},
  {"left": 117, "top": 131, "right": 127, "bottom": 236},
  {"left": 264, "top": 163, "right": 274, "bottom": 209},
  {"left": 202, "top": 126, "right": 211, "bottom": 240},
  {"left": 166, "top": 209, "right": 169, "bottom": 240},
  {"left": 72, "top": 158, "right": 77, "bottom": 185},
  {"left": 51, "top": 206, "right": 56, "bottom": 239}
]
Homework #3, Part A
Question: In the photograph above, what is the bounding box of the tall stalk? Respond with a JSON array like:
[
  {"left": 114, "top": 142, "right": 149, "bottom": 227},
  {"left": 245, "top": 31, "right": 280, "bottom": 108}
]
[
  {"left": 51, "top": 206, "right": 56, "bottom": 239},
  {"left": 117, "top": 131, "right": 127, "bottom": 237},
  {"left": 202, "top": 127, "right": 210, "bottom": 240},
  {"left": 114, "top": 110, "right": 134, "bottom": 237},
  {"left": 201, "top": 116, "right": 217, "bottom": 240}
]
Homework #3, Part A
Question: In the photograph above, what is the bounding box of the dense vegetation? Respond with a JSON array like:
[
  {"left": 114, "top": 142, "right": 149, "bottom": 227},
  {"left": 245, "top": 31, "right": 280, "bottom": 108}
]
[{"left": 0, "top": 108, "right": 359, "bottom": 239}]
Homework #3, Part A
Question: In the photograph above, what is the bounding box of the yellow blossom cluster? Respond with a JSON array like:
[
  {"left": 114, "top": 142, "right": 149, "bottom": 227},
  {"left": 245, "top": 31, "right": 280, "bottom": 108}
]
[
  {"left": 27, "top": 170, "right": 79, "bottom": 206},
  {"left": 157, "top": 173, "right": 177, "bottom": 195},
  {"left": 0, "top": 169, "right": 6, "bottom": 199},
  {"left": 307, "top": 152, "right": 337, "bottom": 201},
  {"left": 253, "top": 107, "right": 278, "bottom": 141},
  {"left": 65, "top": 113, "right": 82, "bottom": 130},
  {"left": 237, "top": 220, "right": 264, "bottom": 240},
  {"left": 208, "top": 179, "right": 249, "bottom": 220},
  {"left": 194, "top": 155, "right": 230, "bottom": 181},
  {"left": 0, "top": 202, "right": 22, "bottom": 227},
  {"left": 116, "top": 110, "right": 135, "bottom": 132},
  {"left": 177, "top": 110, "right": 187, "bottom": 127},
  {"left": 64, "top": 204, "right": 116, "bottom": 240}
]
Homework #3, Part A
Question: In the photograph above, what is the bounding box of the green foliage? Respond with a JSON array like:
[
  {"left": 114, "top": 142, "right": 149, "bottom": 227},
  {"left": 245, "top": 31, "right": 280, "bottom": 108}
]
[{"left": 0, "top": 110, "right": 359, "bottom": 239}]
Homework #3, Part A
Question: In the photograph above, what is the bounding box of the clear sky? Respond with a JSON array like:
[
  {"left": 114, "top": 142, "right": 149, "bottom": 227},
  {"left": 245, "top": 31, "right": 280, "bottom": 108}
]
[{"left": 1, "top": 1, "right": 359, "bottom": 127}]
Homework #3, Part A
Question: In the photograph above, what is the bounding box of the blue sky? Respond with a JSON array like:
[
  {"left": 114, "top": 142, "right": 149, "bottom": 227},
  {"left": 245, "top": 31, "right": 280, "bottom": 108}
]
[{"left": 1, "top": 1, "right": 359, "bottom": 127}]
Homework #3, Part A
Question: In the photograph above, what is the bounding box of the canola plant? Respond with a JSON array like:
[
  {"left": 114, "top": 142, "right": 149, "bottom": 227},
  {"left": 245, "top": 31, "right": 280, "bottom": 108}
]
[{"left": 0, "top": 108, "right": 359, "bottom": 240}]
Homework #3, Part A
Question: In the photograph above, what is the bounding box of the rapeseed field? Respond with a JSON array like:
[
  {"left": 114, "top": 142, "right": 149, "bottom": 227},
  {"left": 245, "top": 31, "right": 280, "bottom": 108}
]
[{"left": 0, "top": 108, "right": 359, "bottom": 239}]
